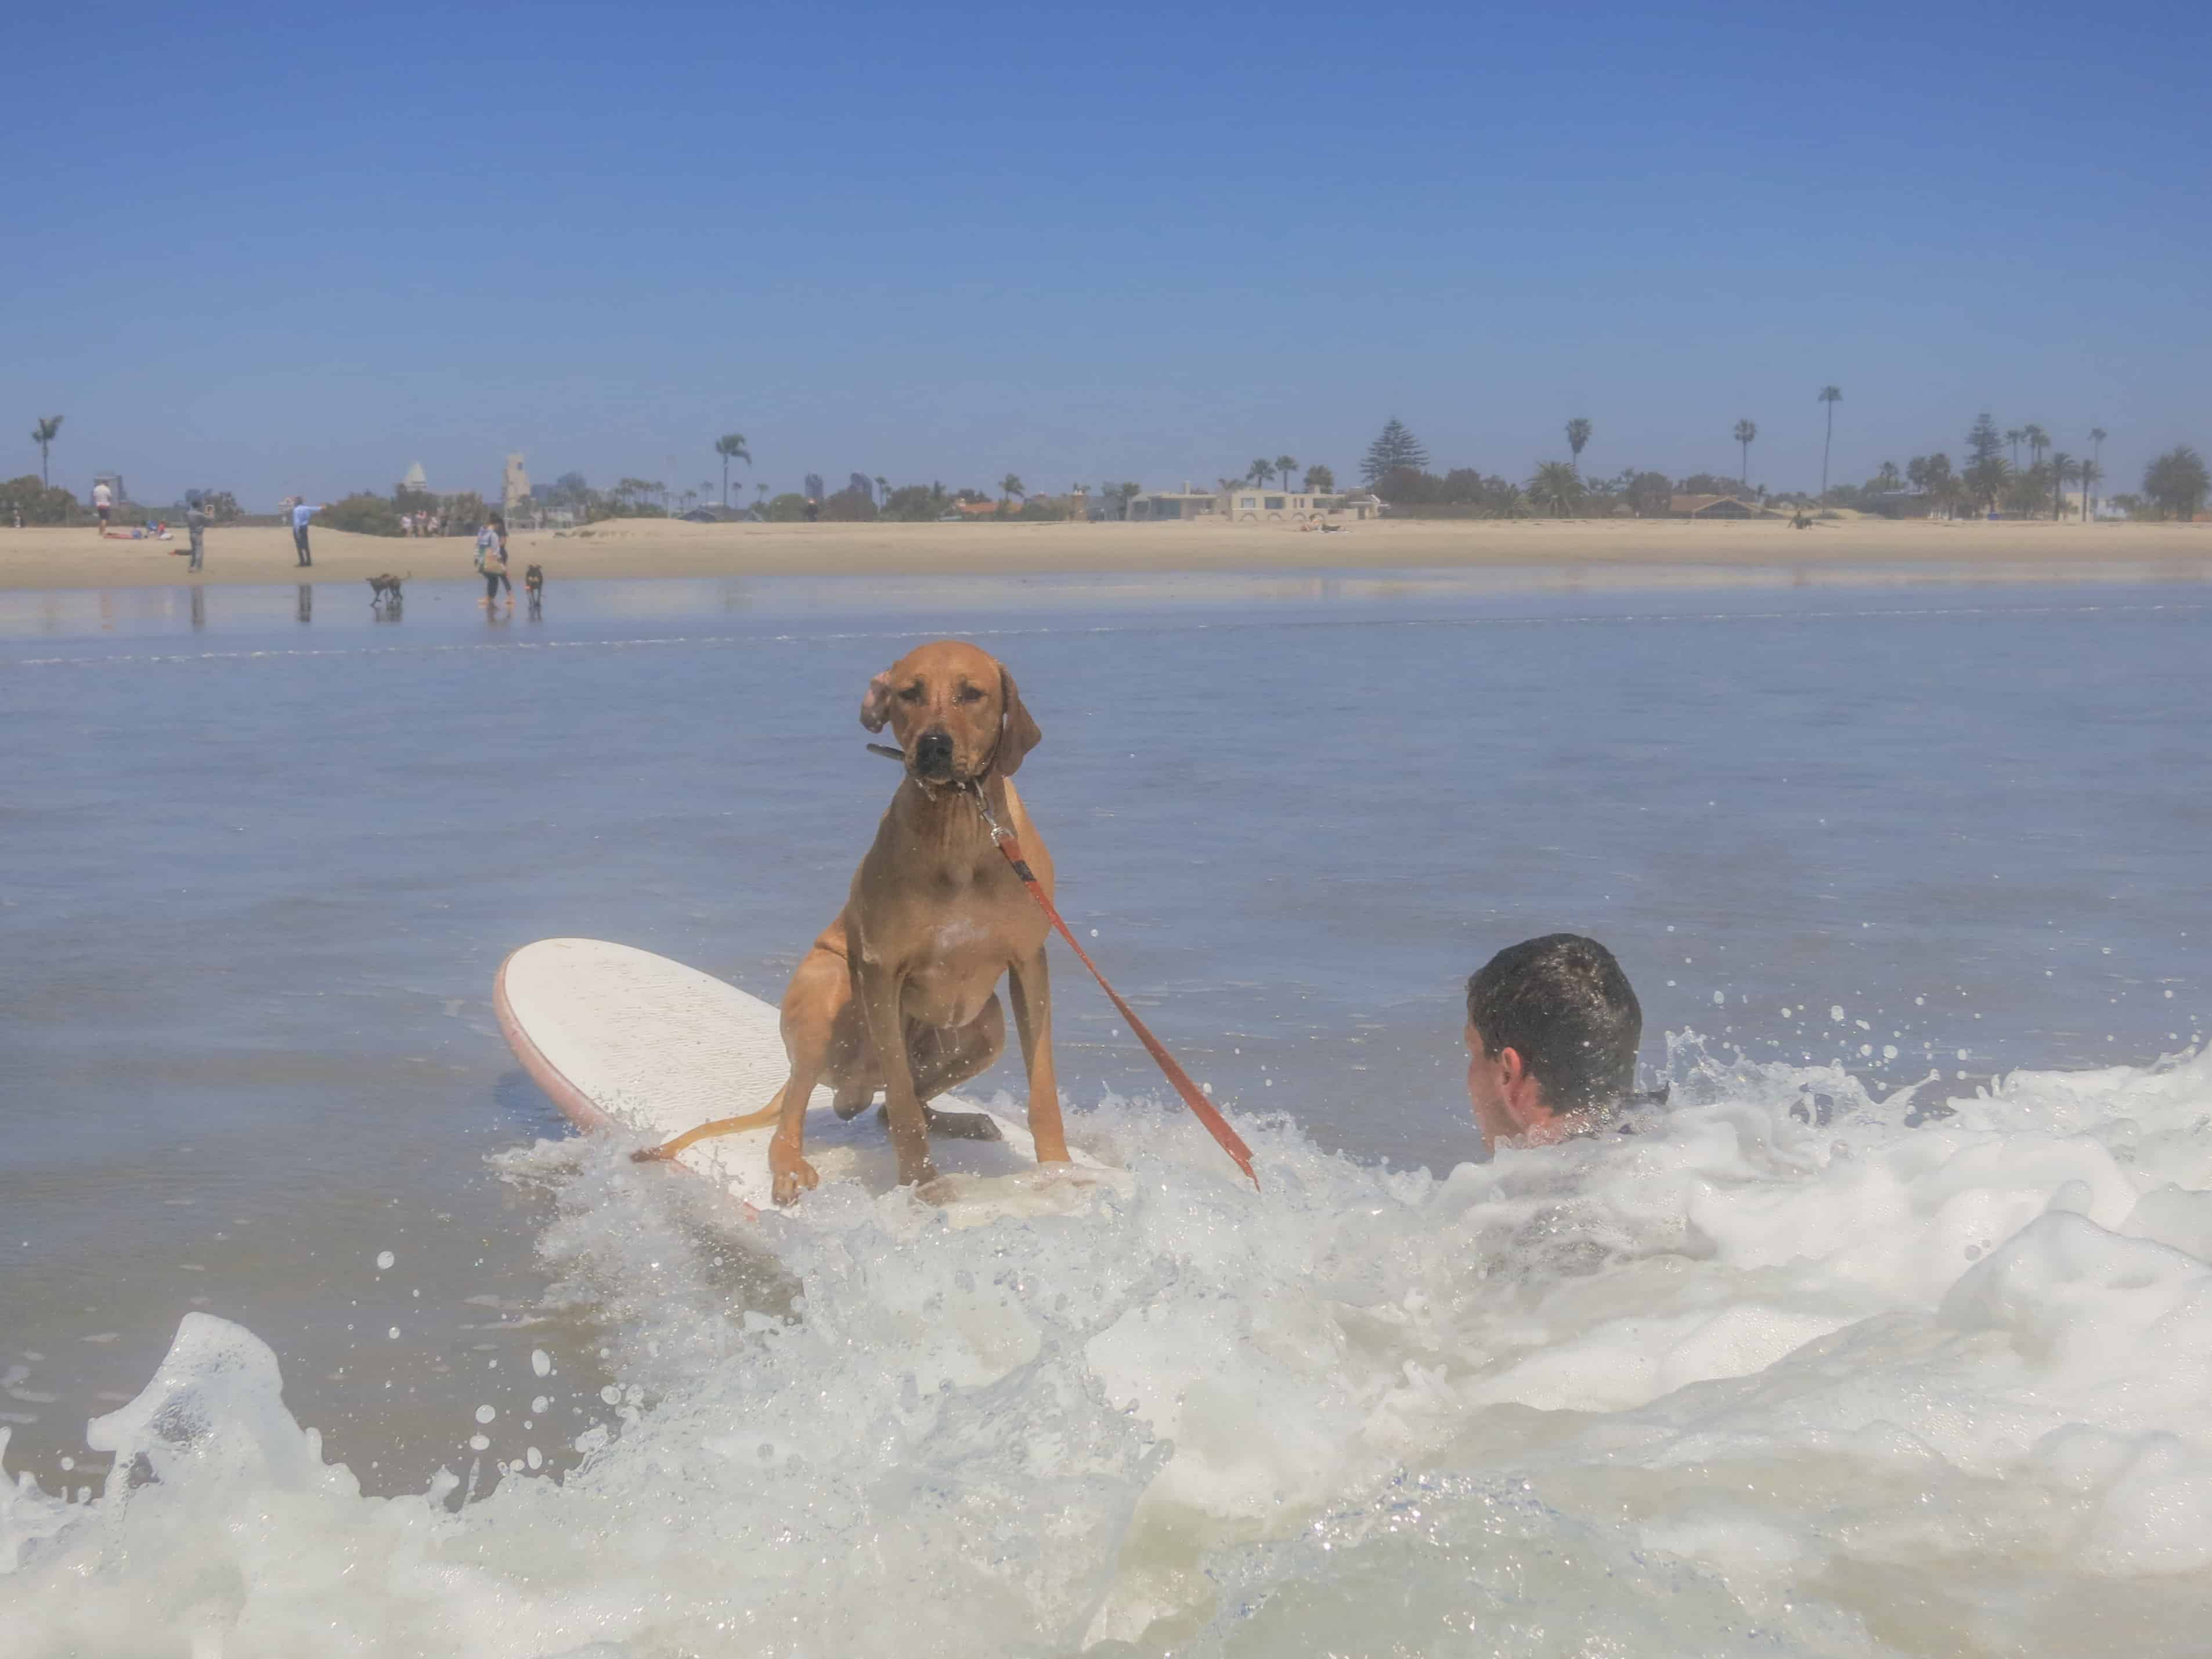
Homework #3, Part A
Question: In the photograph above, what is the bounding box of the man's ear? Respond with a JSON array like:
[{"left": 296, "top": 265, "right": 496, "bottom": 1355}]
[
  {"left": 1496, "top": 1047, "right": 1552, "bottom": 1135},
  {"left": 997, "top": 666, "right": 1041, "bottom": 774},
  {"left": 858, "top": 671, "right": 893, "bottom": 733}
]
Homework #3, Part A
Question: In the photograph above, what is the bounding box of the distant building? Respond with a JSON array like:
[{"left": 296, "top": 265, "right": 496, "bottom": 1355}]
[
  {"left": 1668, "top": 493, "right": 1774, "bottom": 520},
  {"left": 804, "top": 473, "right": 825, "bottom": 502},
  {"left": 1124, "top": 484, "right": 1380, "bottom": 523},
  {"left": 1221, "top": 486, "right": 1380, "bottom": 522},
  {"left": 1127, "top": 485, "right": 1221, "bottom": 521},
  {"left": 503, "top": 453, "right": 531, "bottom": 518},
  {"left": 1864, "top": 490, "right": 1934, "bottom": 520},
  {"left": 397, "top": 461, "right": 430, "bottom": 496},
  {"left": 848, "top": 473, "right": 874, "bottom": 504}
]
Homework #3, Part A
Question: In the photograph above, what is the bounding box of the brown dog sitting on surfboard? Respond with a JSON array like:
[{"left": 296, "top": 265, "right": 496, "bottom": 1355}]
[{"left": 633, "top": 640, "right": 1068, "bottom": 1203}]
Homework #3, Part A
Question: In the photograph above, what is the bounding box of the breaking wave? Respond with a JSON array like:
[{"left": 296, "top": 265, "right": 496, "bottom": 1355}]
[{"left": 10, "top": 1036, "right": 2212, "bottom": 1656}]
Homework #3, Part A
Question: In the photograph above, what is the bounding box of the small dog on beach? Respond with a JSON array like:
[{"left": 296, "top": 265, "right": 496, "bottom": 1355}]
[
  {"left": 366, "top": 572, "right": 409, "bottom": 608},
  {"left": 524, "top": 564, "right": 544, "bottom": 615},
  {"left": 633, "top": 640, "right": 1065, "bottom": 1203}
]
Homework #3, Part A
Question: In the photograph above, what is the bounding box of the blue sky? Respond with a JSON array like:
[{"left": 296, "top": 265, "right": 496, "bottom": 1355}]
[{"left": 7, "top": 0, "right": 2207, "bottom": 506}]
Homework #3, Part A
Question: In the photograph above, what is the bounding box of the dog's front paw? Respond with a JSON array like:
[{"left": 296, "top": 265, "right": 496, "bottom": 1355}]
[
  {"left": 630, "top": 1144, "right": 674, "bottom": 1164},
  {"left": 769, "top": 1141, "right": 820, "bottom": 1206}
]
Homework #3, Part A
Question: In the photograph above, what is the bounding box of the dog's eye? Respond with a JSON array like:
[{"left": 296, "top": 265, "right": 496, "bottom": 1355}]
[
  {"left": 955, "top": 685, "right": 985, "bottom": 704},
  {"left": 898, "top": 684, "right": 923, "bottom": 702}
]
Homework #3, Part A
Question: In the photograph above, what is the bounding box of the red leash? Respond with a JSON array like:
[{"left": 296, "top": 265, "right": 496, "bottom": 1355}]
[{"left": 969, "top": 784, "right": 1260, "bottom": 1189}]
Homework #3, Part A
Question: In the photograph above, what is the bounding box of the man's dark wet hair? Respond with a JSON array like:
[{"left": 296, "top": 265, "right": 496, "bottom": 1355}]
[{"left": 1466, "top": 934, "right": 1642, "bottom": 1115}]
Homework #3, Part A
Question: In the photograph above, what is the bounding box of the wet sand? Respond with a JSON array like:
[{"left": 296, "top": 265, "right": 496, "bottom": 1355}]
[{"left": 3, "top": 514, "right": 2207, "bottom": 591}]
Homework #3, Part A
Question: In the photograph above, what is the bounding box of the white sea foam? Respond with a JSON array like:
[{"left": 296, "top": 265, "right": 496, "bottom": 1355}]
[{"left": 8, "top": 1041, "right": 2212, "bottom": 1654}]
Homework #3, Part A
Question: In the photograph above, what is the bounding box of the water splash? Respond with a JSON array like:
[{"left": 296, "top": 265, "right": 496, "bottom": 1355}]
[{"left": 8, "top": 1043, "right": 2212, "bottom": 1655}]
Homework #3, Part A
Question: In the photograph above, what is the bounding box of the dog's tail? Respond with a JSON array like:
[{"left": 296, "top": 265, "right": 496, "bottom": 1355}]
[{"left": 716, "top": 1100, "right": 784, "bottom": 1135}]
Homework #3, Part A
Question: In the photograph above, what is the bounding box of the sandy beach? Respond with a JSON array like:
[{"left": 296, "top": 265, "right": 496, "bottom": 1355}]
[{"left": 3, "top": 513, "right": 2208, "bottom": 591}]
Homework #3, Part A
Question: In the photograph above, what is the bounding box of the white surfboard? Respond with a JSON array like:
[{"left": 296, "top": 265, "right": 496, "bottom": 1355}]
[{"left": 494, "top": 937, "right": 1127, "bottom": 1225}]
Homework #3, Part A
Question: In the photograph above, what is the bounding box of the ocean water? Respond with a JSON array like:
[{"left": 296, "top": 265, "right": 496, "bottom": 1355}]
[{"left": 2, "top": 568, "right": 2208, "bottom": 1656}]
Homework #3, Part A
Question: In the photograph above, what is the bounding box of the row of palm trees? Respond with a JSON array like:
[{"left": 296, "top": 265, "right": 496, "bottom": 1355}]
[
  {"left": 1554, "top": 395, "right": 2124, "bottom": 518},
  {"left": 1809, "top": 399, "right": 2114, "bottom": 517},
  {"left": 1560, "top": 412, "right": 1767, "bottom": 491},
  {"left": 1890, "top": 436, "right": 2109, "bottom": 520}
]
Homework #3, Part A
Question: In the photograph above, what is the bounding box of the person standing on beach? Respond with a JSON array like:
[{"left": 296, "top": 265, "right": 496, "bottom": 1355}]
[
  {"left": 92, "top": 480, "right": 112, "bottom": 533},
  {"left": 290, "top": 499, "right": 324, "bottom": 567},
  {"left": 475, "top": 517, "right": 509, "bottom": 608},
  {"left": 186, "top": 497, "right": 208, "bottom": 574}
]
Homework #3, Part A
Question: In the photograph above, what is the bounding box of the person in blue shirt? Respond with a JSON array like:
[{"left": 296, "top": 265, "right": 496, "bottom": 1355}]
[{"left": 290, "top": 499, "right": 326, "bottom": 567}]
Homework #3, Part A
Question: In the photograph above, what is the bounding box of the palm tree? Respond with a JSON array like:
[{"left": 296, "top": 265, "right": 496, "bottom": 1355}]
[
  {"left": 2050, "top": 452, "right": 2079, "bottom": 519},
  {"left": 2142, "top": 447, "right": 2210, "bottom": 521},
  {"left": 1564, "top": 417, "right": 1593, "bottom": 474},
  {"left": 31, "top": 416, "right": 62, "bottom": 486},
  {"left": 2005, "top": 429, "right": 2025, "bottom": 471},
  {"left": 1921, "top": 453, "right": 1958, "bottom": 519},
  {"left": 998, "top": 474, "right": 1025, "bottom": 504},
  {"left": 1875, "top": 459, "right": 1901, "bottom": 491},
  {"left": 1733, "top": 419, "right": 1758, "bottom": 488},
  {"left": 1248, "top": 458, "right": 1273, "bottom": 488},
  {"left": 1817, "top": 386, "right": 1842, "bottom": 497},
  {"left": 1528, "top": 460, "right": 1584, "bottom": 517},
  {"left": 2088, "top": 428, "right": 2108, "bottom": 519},
  {"left": 874, "top": 475, "right": 889, "bottom": 508},
  {"left": 1274, "top": 455, "right": 1298, "bottom": 494},
  {"left": 714, "top": 433, "right": 750, "bottom": 507},
  {"left": 2023, "top": 424, "right": 2049, "bottom": 480}
]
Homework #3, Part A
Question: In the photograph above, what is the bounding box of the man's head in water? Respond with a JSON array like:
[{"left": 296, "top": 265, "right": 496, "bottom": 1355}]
[{"left": 1464, "top": 934, "right": 1642, "bottom": 1152}]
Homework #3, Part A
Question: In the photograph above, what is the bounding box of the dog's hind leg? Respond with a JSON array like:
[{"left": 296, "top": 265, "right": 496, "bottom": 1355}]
[{"left": 892, "top": 994, "right": 1006, "bottom": 1141}]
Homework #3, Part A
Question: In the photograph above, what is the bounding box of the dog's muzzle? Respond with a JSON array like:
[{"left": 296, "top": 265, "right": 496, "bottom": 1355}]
[{"left": 912, "top": 730, "right": 956, "bottom": 778}]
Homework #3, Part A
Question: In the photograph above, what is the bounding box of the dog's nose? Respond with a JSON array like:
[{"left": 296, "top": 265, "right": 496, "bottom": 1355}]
[{"left": 914, "top": 730, "right": 955, "bottom": 772}]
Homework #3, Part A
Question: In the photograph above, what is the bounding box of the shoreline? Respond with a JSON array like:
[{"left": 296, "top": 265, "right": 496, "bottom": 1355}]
[{"left": 2, "top": 515, "right": 2207, "bottom": 594}]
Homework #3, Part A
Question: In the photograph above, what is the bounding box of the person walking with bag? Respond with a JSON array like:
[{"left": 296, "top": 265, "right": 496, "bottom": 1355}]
[{"left": 475, "top": 517, "right": 510, "bottom": 608}]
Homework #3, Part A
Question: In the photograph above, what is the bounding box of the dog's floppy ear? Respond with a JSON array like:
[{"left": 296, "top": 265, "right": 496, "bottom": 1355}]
[
  {"left": 997, "top": 666, "right": 1041, "bottom": 775},
  {"left": 859, "top": 670, "right": 894, "bottom": 733}
]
